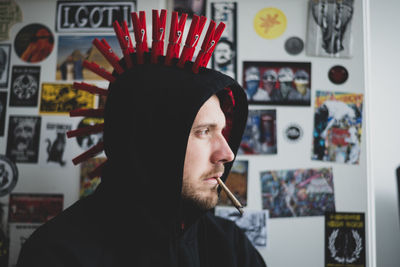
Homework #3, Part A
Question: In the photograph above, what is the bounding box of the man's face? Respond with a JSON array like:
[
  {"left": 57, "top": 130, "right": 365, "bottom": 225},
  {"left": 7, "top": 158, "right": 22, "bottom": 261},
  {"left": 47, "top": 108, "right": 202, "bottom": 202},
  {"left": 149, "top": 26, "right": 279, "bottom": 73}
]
[
  {"left": 182, "top": 95, "right": 234, "bottom": 210},
  {"left": 214, "top": 42, "right": 233, "bottom": 65}
]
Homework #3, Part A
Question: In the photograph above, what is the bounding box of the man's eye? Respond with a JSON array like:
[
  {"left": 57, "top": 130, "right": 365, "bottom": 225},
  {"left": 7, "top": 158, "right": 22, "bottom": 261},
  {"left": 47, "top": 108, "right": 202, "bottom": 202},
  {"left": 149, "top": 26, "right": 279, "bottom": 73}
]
[{"left": 197, "top": 128, "right": 210, "bottom": 136}]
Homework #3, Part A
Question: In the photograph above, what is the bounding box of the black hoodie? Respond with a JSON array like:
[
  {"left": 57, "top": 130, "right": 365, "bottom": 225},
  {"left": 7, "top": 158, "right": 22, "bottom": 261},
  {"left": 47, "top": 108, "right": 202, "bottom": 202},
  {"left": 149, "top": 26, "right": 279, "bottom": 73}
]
[{"left": 17, "top": 55, "right": 267, "bottom": 267}]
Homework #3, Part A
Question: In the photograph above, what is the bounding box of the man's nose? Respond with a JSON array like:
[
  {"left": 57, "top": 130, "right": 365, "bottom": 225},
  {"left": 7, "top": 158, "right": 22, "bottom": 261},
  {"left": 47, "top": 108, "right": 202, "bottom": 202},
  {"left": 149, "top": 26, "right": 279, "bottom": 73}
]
[{"left": 212, "top": 135, "right": 235, "bottom": 164}]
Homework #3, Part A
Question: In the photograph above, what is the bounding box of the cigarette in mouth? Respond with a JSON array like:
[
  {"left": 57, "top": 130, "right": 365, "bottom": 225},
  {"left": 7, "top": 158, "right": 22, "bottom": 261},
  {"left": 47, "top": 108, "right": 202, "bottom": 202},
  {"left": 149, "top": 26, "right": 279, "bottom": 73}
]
[{"left": 216, "top": 177, "right": 244, "bottom": 215}]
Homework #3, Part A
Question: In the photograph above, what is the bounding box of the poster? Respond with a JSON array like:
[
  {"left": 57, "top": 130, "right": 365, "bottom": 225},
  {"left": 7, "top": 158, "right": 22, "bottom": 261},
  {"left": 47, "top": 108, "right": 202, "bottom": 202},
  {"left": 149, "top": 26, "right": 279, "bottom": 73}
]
[
  {"left": 80, "top": 157, "right": 106, "bottom": 198},
  {"left": 218, "top": 160, "right": 247, "bottom": 207},
  {"left": 0, "top": 44, "right": 11, "bottom": 88},
  {"left": 173, "top": 0, "right": 205, "bottom": 17},
  {"left": 306, "top": 0, "right": 354, "bottom": 58},
  {"left": 260, "top": 167, "right": 335, "bottom": 218},
  {"left": 0, "top": 92, "right": 7, "bottom": 136},
  {"left": 211, "top": 2, "right": 237, "bottom": 79},
  {"left": 75, "top": 117, "right": 104, "bottom": 151},
  {"left": 6, "top": 116, "right": 41, "bottom": 163},
  {"left": 39, "top": 83, "right": 95, "bottom": 114},
  {"left": 39, "top": 120, "right": 73, "bottom": 168},
  {"left": 0, "top": 0, "right": 22, "bottom": 41},
  {"left": 243, "top": 61, "right": 311, "bottom": 106},
  {"left": 215, "top": 207, "right": 269, "bottom": 248},
  {"left": 325, "top": 212, "right": 365, "bottom": 267},
  {"left": 238, "top": 110, "right": 276, "bottom": 155},
  {"left": 9, "top": 66, "right": 40, "bottom": 107},
  {"left": 312, "top": 91, "right": 363, "bottom": 164},
  {"left": 56, "top": 35, "right": 121, "bottom": 81}
]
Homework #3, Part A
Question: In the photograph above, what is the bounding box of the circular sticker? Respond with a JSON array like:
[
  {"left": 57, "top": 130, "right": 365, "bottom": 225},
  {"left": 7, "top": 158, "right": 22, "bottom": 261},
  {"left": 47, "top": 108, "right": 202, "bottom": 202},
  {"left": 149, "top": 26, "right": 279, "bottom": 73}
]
[
  {"left": 328, "top": 65, "right": 349, "bottom": 85},
  {"left": 0, "top": 155, "right": 18, "bottom": 197},
  {"left": 76, "top": 118, "right": 104, "bottom": 150},
  {"left": 284, "top": 37, "right": 304, "bottom": 55},
  {"left": 254, "top": 8, "right": 287, "bottom": 39},
  {"left": 14, "top": 23, "right": 54, "bottom": 63},
  {"left": 284, "top": 123, "right": 303, "bottom": 143}
]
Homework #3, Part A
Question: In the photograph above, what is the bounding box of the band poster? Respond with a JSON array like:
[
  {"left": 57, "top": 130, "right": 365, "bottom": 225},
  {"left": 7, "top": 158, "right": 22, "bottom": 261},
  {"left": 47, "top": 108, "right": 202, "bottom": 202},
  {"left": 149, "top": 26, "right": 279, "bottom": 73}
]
[
  {"left": 10, "top": 66, "right": 41, "bottom": 107},
  {"left": 260, "top": 167, "right": 335, "bottom": 218},
  {"left": 312, "top": 91, "right": 363, "bottom": 164},
  {"left": 218, "top": 160, "right": 248, "bottom": 207},
  {"left": 325, "top": 212, "right": 365, "bottom": 267},
  {"left": 211, "top": 2, "right": 237, "bottom": 79}
]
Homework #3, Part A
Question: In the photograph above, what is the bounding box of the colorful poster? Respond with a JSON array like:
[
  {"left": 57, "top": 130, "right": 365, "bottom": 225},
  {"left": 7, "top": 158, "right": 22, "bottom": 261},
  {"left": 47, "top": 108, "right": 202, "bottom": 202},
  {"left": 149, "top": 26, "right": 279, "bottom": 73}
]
[
  {"left": 80, "top": 157, "right": 106, "bottom": 198},
  {"left": 9, "top": 66, "right": 40, "bottom": 107},
  {"left": 243, "top": 61, "right": 311, "bottom": 106},
  {"left": 56, "top": 1, "right": 136, "bottom": 32},
  {"left": 306, "top": 0, "right": 354, "bottom": 58},
  {"left": 0, "top": 44, "right": 11, "bottom": 88},
  {"left": 215, "top": 207, "right": 269, "bottom": 248},
  {"left": 260, "top": 168, "right": 335, "bottom": 218},
  {"left": 173, "top": 0, "right": 205, "bottom": 17},
  {"left": 325, "top": 212, "right": 365, "bottom": 267},
  {"left": 56, "top": 35, "right": 121, "bottom": 81},
  {"left": 39, "top": 121, "right": 73, "bottom": 168},
  {"left": 39, "top": 83, "right": 95, "bottom": 114},
  {"left": 312, "top": 91, "right": 363, "bottom": 164},
  {"left": 211, "top": 2, "right": 237, "bottom": 79},
  {"left": 14, "top": 24, "right": 54, "bottom": 63},
  {"left": 238, "top": 110, "right": 276, "bottom": 155},
  {"left": 6, "top": 116, "right": 41, "bottom": 163},
  {"left": 0, "top": 92, "right": 7, "bottom": 136},
  {"left": 218, "top": 160, "right": 247, "bottom": 207}
]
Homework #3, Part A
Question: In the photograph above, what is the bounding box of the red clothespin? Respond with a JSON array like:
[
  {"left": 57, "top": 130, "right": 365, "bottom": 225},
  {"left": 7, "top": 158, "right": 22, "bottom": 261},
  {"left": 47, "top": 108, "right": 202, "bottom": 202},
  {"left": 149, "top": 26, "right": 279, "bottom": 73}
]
[
  {"left": 72, "top": 142, "right": 104, "bottom": 165},
  {"left": 131, "top": 11, "right": 149, "bottom": 64},
  {"left": 66, "top": 123, "right": 104, "bottom": 138},
  {"left": 151, "top": 9, "right": 167, "bottom": 64},
  {"left": 92, "top": 38, "right": 124, "bottom": 74},
  {"left": 69, "top": 108, "right": 105, "bottom": 117},
  {"left": 165, "top": 12, "right": 188, "bottom": 66},
  {"left": 88, "top": 159, "right": 107, "bottom": 178},
  {"left": 177, "top": 15, "right": 207, "bottom": 68},
  {"left": 73, "top": 82, "right": 108, "bottom": 96},
  {"left": 113, "top": 20, "right": 134, "bottom": 68},
  {"left": 192, "top": 21, "right": 226, "bottom": 73},
  {"left": 82, "top": 60, "right": 116, "bottom": 82}
]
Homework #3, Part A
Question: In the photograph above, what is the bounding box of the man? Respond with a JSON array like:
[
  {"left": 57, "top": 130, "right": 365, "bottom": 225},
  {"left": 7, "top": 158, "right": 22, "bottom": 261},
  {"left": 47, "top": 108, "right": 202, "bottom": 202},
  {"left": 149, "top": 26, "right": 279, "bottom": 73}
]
[
  {"left": 277, "top": 67, "right": 296, "bottom": 100},
  {"left": 213, "top": 38, "right": 235, "bottom": 78},
  {"left": 260, "top": 69, "right": 282, "bottom": 102},
  {"left": 17, "top": 10, "right": 266, "bottom": 267},
  {"left": 244, "top": 66, "right": 262, "bottom": 101},
  {"left": 287, "top": 69, "right": 311, "bottom": 103}
]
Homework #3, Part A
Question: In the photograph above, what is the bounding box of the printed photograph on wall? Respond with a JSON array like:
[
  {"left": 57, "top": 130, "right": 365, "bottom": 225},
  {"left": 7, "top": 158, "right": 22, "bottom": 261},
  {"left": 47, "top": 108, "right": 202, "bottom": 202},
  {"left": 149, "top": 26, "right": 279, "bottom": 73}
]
[
  {"left": 312, "top": 91, "right": 363, "bottom": 164},
  {"left": 243, "top": 61, "right": 311, "bottom": 106},
  {"left": 6, "top": 116, "right": 41, "bottom": 163},
  {"left": 56, "top": 35, "right": 121, "bottom": 81},
  {"left": 211, "top": 2, "right": 237, "bottom": 79},
  {"left": 0, "top": 92, "right": 7, "bottom": 136},
  {"left": 80, "top": 157, "right": 106, "bottom": 198},
  {"left": 218, "top": 160, "right": 248, "bottom": 207},
  {"left": 0, "top": 44, "right": 11, "bottom": 88},
  {"left": 39, "top": 83, "right": 95, "bottom": 114},
  {"left": 215, "top": 207, "right": 269, "bottom": 248},
  {"left": 238, "top": 109, "right": 276, "bottom": 155},
  {"left": 173, "top": 0, "right": 205, "bottom": 17},
  {"left": 260, "top": 167, "right": 335, "bottom": 218},
  {"left": 306, "top": 0, "right": 354, "bottom": 58},
  {"left": 325, "top": 212, "right": 365, "bottom": 267},
  {"left": 39, "top": 120, "right": 73, "bottom": 168},
  {"left": 9, "top": 66, "right": 41, "bottom": 107},
  {"left": 14, "top": 23, "right": 54, "bottom": 63}
]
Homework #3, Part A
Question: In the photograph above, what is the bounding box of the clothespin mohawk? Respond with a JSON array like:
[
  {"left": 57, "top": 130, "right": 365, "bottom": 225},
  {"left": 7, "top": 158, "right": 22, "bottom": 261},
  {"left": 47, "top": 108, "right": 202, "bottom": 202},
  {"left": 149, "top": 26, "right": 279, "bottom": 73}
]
[{"left": 69, "top": 9, "right": 226, "bottom": 178}]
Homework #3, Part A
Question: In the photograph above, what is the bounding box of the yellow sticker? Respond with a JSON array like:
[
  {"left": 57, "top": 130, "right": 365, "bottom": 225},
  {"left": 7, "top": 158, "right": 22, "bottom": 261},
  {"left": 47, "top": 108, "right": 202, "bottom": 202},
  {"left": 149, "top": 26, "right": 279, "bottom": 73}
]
[{"left": 254, "top": 8, "right": 287, "bottom": 39}]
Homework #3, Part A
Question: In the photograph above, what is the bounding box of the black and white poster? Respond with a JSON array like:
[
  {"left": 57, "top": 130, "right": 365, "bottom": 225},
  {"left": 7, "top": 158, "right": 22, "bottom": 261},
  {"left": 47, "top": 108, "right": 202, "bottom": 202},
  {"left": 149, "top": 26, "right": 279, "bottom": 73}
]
[
  {"left": 6, "top": 116, "right": 41, "bottom": 163},
  {"left": 211, "top": 2, "right": 237, "bottom": 79},
  {"left": 10, "top": 66, "right": 41, "bottom": 107},
  {"left": 306, "top": 0, "right": 354, "bottom": 58},
  {"left": 0, "top": 44, "right": 11, "bottom": 88},
  {"left": 56, "top": 1, "right": 136, "bottom": 32},
  {"left": 0, "top": 92, "right": 7, "bottom": 136}
]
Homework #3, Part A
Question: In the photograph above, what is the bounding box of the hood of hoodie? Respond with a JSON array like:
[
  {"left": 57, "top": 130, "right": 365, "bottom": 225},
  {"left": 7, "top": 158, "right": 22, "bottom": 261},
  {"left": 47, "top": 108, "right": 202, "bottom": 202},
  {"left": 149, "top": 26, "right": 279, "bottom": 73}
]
[{"left": 93, "top": 54, "right": 248, "bottom": 234}]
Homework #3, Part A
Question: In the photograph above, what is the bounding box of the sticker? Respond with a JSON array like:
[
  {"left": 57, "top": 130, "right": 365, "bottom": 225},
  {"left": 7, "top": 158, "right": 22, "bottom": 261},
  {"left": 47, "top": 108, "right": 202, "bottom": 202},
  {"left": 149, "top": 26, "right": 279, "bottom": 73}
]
[
  {"left": 211, "top": 2, "right": 237, "bottom": 79},
  {"left": 6, "top": 116, "right": 41, "bottom": 163},
  {"left": 253, "top": 7, "right": 287, "bottom": 39},
  {"left": 0, "top": 0, "right": 22, "bottom": 41},
  {"left": 0, "top": 92, "right": 7, "bottom": 136},
  {"left": 243, "top": 61, "right": 311, "bottom": 106},
  {"left": 9, "top": 66, "right": 40, "bottom": 107},
  {"left": 0, "top": 44, "right": 11, "bottom": 88},
  {"left": 39, "top": 83, "right": 95, "bottom": 114},
  {"left": 0, "top": 155, "right": 18, "bottom": 197},
  {"left": 312, "top": 91, "right": 363, "bottom": 164},
  {"left": 325, "top": 212, "right": 365, "bottom": 267},
  {"left": 328, "top": 65, "right": 349, "bottom": 85},
  {"left": 306, "top": 0, "right": 354, "bottom": 58},
  {"left": 14, "top": 23, "right": 54, "bottom": 63},
  {"left": 260, "top": 167, "right": 335, "bottom": 218},
  {"left": 76, "top": 117, "right": 104, "bottom": 150},
  {"left": 56, "top": 1, "right": 136, "bottom": 32},
  {"left": 218, "top": 160, "right": 248, "bottom": 207},
  {"left": 284, "top": 123, "right": 303, "bottom": 143},
  {"left": 284, "top": 36, "right": 304, "bottom": 55}
]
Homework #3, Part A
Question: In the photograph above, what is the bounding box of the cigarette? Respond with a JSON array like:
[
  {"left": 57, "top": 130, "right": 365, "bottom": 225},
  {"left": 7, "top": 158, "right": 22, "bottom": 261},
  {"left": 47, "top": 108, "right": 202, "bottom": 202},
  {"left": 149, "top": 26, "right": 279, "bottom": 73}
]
[{"left": 216, "top": 177, "right": 244, "bottom": 215}]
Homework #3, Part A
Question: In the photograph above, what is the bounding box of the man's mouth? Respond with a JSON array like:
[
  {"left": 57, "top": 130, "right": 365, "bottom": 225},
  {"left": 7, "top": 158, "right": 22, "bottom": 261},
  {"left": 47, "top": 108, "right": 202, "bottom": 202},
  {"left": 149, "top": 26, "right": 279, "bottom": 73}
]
[{"left": 203, "top": 172, "right": 224, "bottom": 185}]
